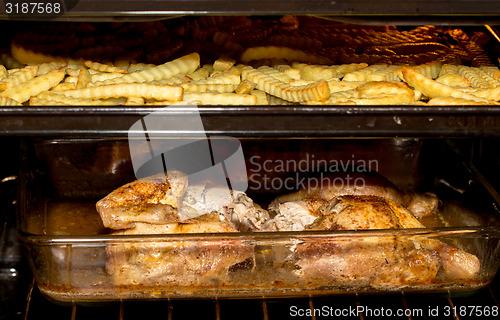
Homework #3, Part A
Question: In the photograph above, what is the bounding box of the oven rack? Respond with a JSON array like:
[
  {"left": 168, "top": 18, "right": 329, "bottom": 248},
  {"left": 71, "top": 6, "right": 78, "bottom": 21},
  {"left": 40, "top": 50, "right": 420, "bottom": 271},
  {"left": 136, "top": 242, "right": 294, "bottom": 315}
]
[{"left": 20, "top": 278, "right": 500, "bottom": 320}]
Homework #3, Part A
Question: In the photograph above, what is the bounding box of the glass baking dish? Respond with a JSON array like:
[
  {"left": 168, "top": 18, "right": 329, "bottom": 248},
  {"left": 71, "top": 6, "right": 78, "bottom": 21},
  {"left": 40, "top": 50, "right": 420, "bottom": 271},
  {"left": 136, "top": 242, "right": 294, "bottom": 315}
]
[{"left": 17, "top": 138, "right": 500, "bottom": 302}]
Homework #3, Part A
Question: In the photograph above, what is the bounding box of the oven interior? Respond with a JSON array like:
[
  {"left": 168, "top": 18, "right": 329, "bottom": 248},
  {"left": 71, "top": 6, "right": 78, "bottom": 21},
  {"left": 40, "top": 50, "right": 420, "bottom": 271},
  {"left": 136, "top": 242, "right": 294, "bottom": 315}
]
[{"left": 1, "top": 2, "right": 500, "bottom": 318}]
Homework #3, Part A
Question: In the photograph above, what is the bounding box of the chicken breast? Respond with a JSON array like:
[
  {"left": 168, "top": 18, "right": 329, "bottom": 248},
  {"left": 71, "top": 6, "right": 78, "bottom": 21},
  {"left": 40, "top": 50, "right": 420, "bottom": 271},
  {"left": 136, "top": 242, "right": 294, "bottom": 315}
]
[
  {"left": 96, "top": 171, "right": 188, "bottom": 229},
  {"left": 268, "top": 171, "right": 438, "bottom": 218},
  {"left": 106, "top": 213, "right": 253, "bottom": 287}
]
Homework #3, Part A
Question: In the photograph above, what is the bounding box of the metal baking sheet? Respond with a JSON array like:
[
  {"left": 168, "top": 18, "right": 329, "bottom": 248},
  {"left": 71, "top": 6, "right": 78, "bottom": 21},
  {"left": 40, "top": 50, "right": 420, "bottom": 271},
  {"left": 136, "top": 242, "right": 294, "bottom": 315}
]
[{"left": 2, "top": 106, "right": 500, "bottom": 137}]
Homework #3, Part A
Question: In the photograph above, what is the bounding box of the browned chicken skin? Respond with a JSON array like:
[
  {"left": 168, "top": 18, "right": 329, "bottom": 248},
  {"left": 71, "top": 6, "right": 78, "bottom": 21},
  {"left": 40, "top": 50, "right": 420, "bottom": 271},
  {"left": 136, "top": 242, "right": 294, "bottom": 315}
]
[
  {"left": 269, "top": 171, "right": 438, "bottom": 218},
  {"left": 96, "top": 171, "right": 188, "bottom": 229}
]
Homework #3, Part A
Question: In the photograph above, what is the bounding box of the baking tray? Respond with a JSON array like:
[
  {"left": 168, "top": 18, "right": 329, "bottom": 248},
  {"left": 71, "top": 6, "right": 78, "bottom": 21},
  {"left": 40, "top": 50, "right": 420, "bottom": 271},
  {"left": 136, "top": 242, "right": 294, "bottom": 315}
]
[
  {"left": 16, "top": 138, "right": 500, "bottom": 302},
  {"left": 3, "top": 105, "right": 500, "bottom": 137}
]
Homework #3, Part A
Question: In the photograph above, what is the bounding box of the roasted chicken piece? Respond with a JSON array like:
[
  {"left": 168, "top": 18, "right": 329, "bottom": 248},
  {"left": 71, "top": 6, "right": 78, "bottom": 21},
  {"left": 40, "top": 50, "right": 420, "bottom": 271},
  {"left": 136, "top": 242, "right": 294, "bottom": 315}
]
[
  {"left": 267, "top": 195, "right": 480, "bottom": 287},
  {"left": 96, "top": 171, "right": 188, "bottom": 229},
  {"left": 268, "top": 171, "right": 438, "bottom": 218},
  {"left": 106, "top": 213, "right": 253, "bottom": 287},
  {"left": 179, "top": 184, "right": 269, "bottom": 231}
]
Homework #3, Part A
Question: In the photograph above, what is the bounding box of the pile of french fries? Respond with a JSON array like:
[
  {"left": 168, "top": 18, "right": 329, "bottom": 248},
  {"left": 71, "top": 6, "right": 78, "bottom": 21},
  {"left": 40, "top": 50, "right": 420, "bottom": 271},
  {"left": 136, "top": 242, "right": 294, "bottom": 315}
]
[{"left": 1, "top": 40, "right": 500, "bottom": 106}]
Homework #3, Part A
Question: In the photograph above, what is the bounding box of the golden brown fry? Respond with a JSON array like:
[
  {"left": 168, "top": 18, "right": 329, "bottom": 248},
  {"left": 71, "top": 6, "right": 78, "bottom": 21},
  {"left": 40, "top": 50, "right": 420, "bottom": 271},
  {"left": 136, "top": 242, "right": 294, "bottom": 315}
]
[
  {"left": 273, "top": 64, "right": 301, "bottom": 80},
  {"left": 11, "top": 42, "right": 67, "bottom": 65},
  {"left": 90, "top": 72, "right": 127, "bottom": 84},
  {"left": 37, "top": 91, "right": 126, "bottom": 105},
  {"left": 240, "top": 46, "right": 332, "bottom": 65},
  {"left": 241, "top": 66, "right": 330, "bottom": 102},
  {"left": 29, "top": 97, "right": 69, "bottom": 106},
  {"left": 188, "top": 68, "right": 209, "bottom": 81},
  {"left": 457, "top": 66, "right": 491, "bottom": 89},
  {"left": 56, "top": 83, "right": 184, "bottom": 101},
  {"left": 397, "top": 67, "right": 491, "bottom": 103},
  {"left": 183, "top": 92, "right": 257, "bottom": 105},
  {"left": 84, "top": 60, "right": 128, "bottom": 74},
  {"left": 181, "top": 83, "right": 237, "bottom": 93},
  {"left": 77, "top": 67, "right": 91, "bottom": 89},
  {"left": 37, "top": 61, "right": 67, "bottom": 76},
  {"left": 51, "top": 82, "right": 77, "bottom": 91},
  {"left": 250, "top": 89, "right": 268, "bottom": 105},
  {"left": 257, "top": 66, "right": 291, "bottom": 83},
  {"left": 213, "top": 57, "right": 236, "bottom": 72},
  {"left": 427, "top": 97, "right": 496, "bottom": 105},
  {"left": 0, "top": 65, "right": 38, "bottom": 91},
  {"left": 436, "top": 73, "right": 472, "bottom": 88},
  {"left": 97, "top": 53, "right": 200, "bottom": 85},
  {"left": 235, "top": 80, "right": 257, "bottom": 95},
  {"left": 0, "top": 95, "right": 22, "bottom": 106},
  {"left": 1, "top": 70, "right": 65, "bottom": 103},
  {"left": 128, "top": 63, "right": 156, "bottom": 73},
  {"left": 356, "top": 81, "right": 414, "bottom": 100},
  {"left": 343, "top": 64, "right": 388, "bottom": 82},
  {"left": 293, "top": 62, "right": 368, "bottom": 81}
]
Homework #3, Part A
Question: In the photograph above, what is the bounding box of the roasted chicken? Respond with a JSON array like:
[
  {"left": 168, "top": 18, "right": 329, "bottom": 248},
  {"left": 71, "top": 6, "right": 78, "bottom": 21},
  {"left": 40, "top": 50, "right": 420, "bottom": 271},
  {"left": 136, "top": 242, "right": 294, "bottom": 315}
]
[
  {"left": 268, "top": 170, "right": 438, "bottom": 219},
  {"left": 96, "top": 171, "right": 188, "bottom": 229},
  {"left": 267, "top": 195, "right": 480, "bottom": 287},
  {"left": 106, "top": 213, "right": 253, "bottom": 287}
]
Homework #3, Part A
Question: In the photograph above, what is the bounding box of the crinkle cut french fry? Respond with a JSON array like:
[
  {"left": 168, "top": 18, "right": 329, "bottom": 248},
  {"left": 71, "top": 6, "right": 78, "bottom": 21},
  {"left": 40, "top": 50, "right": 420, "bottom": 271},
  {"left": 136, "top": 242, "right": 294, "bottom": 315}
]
[
  {"left": 356, "top": 81, "right": 414, "bottom": 99},
  {"left": 56, "top": 83, "right": 184, "bottom": 101},
  {"left": 51, "top": 82, "right": 76, "bottom": 91},
  {"left": 397, "top": 67, "right": 492, "bottom": 103},
  {"left": 240, "top": 46, "right": 333, "bottom": 65},
  {"left": 457, "top": 66, "right": 491, "bottom": 89},
  {"left": 0, "top": 65, "right": 38, "bottom": 91},
  {"left": 273, "top": 64, "right": 301, "bottom": 80},
  {"left": 343, "top": 64, "right": 388, "bottom": 82},
  {"left": 181, "top": 83, "right": 237, "bottom": 94},
  {"left": 128, "top": 63, "right": 157, "bottom": 73},
  {"left": 37, "top": 61, "right": 67, "bottom": 76},
  {"left": 84, "top": 60, "right": 128, "bottom": 74},
  {"left": 11, "top": 42, "right": 67, "bottom": 65},
  {"left": 435, "top": 73, "right": 472, "bottom": 88},
  {"left": 466, "top": 87, "right": 500, "bottom": 101},
  {"left": 1, "top": 69, "right": 65, "bottom": 103},
  {"left": 0, "top": 95, "right": 22, "bottom": 106},
  {"left": 37, "top": 91, "right": 126, "bottom": 105},
  {"left": 235, "top": 80, "right": 257, "bottom": 95},
  {"left": 183, "top": 92, "right": 257, "bottom": 105},
  {"left": 77, "top": 67, "right": 91, "bottom": 89},
  {"left": 250, "top": 89, "right": 268, "bottom": 105},
  {"left": 90, "top": 72, "right": 127, "bottom": 84},
  {"left": 97, "top": 53, "right": 200, "bottom": 85},
  {"left": 257, "top": 66, "right": 291, "bottom": 83},
  {"left": 242, "top": 66, "right": 330, "bottom": 102},
  {"left": 188, "top": 68, "right": 209, "bottom": 81},
  {"left": 29, "top": 97, "right": 70, "bottom": 106},
  {"left": 428, "top": 97, "right": 497, "bottom": 105},
  {"left": 213, "top": 57, "right": 236, "bottom": 72}
]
